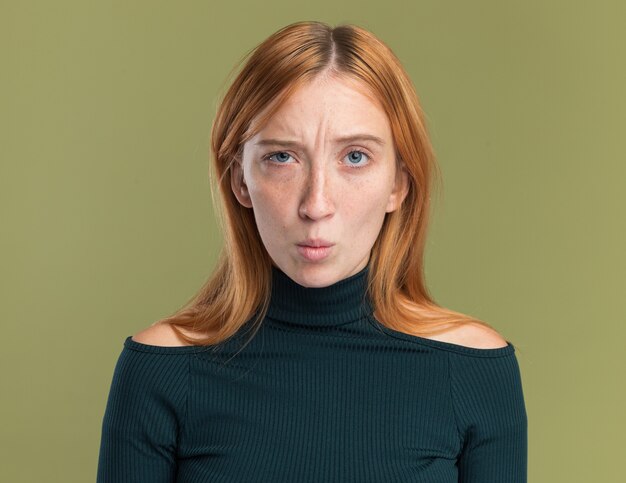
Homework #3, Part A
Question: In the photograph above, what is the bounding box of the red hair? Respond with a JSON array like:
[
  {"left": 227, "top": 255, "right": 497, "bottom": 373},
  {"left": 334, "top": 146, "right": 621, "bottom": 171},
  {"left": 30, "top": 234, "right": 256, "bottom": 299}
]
[{"left": 161, "top": 21, "right": 495, "bottom": 347}]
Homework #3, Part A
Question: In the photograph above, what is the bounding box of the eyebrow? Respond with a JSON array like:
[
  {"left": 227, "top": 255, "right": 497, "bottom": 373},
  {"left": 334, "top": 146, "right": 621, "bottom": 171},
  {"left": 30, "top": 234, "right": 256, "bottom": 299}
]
[{"left": 254, "top": 134, "right": 386, "bottom": 149}]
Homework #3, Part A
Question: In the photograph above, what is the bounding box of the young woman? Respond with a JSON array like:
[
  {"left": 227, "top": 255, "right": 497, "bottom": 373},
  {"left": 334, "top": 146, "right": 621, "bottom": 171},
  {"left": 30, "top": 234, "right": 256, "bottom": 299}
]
[{"left": 97, "top": 21, "right": 527, "bottom": 482}]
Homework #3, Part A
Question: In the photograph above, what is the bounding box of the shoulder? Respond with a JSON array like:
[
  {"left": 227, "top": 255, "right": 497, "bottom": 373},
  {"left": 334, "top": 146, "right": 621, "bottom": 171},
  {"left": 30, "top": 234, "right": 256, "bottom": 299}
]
[
  {"left": 131, "top": 321, "right": 195, "bottom": 347},
  {"left": 446, "top": 325, "right": 526, "bottom": 421},
  {"left": 430, "top": 322, "right": 509, "bottom": 349},
  {"left": 106, "top": 324, "right": 191, "bottom": 427}
]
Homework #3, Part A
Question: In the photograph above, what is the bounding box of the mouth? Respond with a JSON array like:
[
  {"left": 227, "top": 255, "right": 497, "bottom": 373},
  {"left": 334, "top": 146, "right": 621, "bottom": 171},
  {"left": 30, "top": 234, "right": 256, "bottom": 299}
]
[
  {"left": 296, "top": 243, "right": 334, "bottom": 262},
  {"left": 297, "top": 239, "right": 335, "bottom": 248}
]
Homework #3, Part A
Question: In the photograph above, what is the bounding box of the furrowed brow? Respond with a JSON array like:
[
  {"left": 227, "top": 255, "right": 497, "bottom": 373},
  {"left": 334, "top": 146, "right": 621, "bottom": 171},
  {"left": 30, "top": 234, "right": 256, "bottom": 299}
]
[
  {"left": 332, "top": 134, "right": 385, "bottom": 146},
  {"left": 254, "top": 133, "right": 386, "bottom": 149}
]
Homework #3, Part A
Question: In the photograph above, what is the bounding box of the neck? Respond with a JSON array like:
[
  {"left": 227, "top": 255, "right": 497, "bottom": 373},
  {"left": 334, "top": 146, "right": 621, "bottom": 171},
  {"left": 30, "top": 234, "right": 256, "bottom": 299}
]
[{"left": 266, "top": 264, "right": 375, "bottom": 327}]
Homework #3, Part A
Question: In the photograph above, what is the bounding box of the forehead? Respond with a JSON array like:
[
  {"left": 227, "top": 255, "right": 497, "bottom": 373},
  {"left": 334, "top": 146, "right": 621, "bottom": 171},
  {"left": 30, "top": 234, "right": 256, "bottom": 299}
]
[{"left": 249, "top": 75, "right": 392, "bottom": 140}]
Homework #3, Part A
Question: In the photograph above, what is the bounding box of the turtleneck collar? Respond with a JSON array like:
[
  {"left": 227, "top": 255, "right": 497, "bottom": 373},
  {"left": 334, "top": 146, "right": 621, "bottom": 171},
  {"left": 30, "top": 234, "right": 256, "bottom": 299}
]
[{"left": 266, "top": 264, "right": 375, "bottom": 327}]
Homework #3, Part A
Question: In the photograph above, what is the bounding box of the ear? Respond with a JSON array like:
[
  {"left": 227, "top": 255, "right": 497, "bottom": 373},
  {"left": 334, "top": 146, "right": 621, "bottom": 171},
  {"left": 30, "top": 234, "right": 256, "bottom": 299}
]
[
  {"left": 230, "top": 158, "right": 253, "bottom": 208},
  {"left": 385, "top": 161, "right": 410, "bottom": 213}
]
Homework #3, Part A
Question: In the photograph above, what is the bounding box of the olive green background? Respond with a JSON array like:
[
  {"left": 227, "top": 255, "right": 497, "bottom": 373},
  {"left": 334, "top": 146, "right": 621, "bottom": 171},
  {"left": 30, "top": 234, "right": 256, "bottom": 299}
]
[{"left": 2, "top": 1, "right": 624, "bottom": 482}]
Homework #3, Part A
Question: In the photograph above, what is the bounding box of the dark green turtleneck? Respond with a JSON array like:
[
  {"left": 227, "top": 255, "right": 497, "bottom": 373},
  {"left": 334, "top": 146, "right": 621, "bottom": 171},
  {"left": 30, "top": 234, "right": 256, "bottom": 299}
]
[{"left": 97, "top": 265, "right": 527, "bottom": 482}]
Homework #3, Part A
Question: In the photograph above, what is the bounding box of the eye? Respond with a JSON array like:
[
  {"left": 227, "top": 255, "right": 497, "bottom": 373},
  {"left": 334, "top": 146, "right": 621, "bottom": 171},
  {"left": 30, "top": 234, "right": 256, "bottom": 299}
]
[
  {"left": 262, "top": 149, "right": 372, "bottom": 168},
  {"left": 344, "top": 149, "right": 371, "bottom": 168},
  {"left": 264, "top": 151, "right": 294, "bottom": 164}
]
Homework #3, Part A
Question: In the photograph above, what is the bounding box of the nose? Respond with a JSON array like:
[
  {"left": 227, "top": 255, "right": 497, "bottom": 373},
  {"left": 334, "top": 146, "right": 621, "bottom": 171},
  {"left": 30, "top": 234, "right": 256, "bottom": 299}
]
[{"left": 298, "top": 163, "right": 335, "bottom": 220}]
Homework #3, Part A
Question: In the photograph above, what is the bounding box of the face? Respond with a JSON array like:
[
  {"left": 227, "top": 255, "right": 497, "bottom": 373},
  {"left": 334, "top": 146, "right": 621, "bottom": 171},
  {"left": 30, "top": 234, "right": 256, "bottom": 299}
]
[{"left": 231, "top": 74, "right": 409, "bottom": 288}]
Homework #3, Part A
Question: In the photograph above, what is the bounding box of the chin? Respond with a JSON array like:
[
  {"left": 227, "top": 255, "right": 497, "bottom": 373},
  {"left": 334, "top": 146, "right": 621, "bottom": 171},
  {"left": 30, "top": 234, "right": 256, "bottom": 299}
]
[{"left": 287, "top": 263, "right": 336, "bottom": 288}]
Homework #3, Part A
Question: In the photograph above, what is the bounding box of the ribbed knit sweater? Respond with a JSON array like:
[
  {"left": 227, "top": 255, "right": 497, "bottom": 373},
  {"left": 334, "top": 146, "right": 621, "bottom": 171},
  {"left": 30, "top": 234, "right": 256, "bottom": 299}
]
[{"left": 97, "top": 264, "right": 528, "bottom": 482}]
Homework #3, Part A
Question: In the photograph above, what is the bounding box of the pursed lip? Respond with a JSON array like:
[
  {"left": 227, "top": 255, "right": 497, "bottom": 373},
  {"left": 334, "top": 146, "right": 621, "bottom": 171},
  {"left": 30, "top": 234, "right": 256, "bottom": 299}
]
[{"left": 297, "top": 238, "right": 335, "bottom": 248}]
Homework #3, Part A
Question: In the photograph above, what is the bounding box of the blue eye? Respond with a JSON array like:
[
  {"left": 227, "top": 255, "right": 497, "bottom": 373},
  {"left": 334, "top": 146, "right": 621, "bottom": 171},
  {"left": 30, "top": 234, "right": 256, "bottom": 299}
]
[
  {"left": 268, "top": 152, "right": 292, "bottom": 163},
  {"left": 263, "top": 149, "right": 371, "bottom": 168},
  {"left": 344, "top": 150, "right": 370, "bottom": 167}
]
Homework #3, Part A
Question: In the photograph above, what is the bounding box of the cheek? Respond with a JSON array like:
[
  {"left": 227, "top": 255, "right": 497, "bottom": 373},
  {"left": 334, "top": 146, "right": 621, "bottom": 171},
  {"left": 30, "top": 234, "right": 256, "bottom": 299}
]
[
  {"left": 247, "top": 182, "right": 292, "bottom": 234},
  {"left": 343, "top": 183, "right": 392, "bottom": 231},
  {"left": 246, "top": 165, "right": 293, "bottom": 213}
]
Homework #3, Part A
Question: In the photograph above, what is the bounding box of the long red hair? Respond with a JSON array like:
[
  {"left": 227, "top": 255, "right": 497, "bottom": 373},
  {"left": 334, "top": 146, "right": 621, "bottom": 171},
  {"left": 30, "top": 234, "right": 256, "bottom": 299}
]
[{"left": 161, "top": 21, "right": 495, "bottom": 347}]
